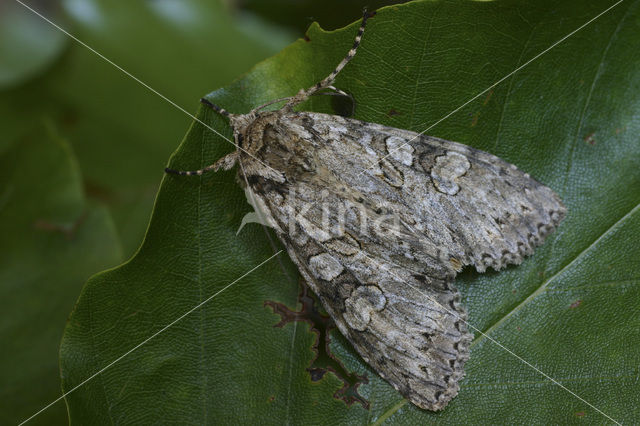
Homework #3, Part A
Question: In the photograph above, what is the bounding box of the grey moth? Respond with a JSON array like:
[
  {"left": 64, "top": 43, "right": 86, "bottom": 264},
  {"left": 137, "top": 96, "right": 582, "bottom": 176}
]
[{"left": 166, "top": 11, "right": 565, "bottom": 411}]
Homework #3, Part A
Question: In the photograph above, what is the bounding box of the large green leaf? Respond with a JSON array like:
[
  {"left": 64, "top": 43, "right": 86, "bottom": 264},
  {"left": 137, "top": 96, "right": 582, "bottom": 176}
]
[
  {"left": 0, "top": 121, "right": 122, "bottom": 424},
  {"left": 60, "top": 0, "right": 640, "bottom": 423}
]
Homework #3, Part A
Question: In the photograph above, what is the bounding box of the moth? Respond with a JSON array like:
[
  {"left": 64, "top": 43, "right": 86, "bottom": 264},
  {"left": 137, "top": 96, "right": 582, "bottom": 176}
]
[{"left": 166, "top": 11, "right": 565, "bottom": 411}]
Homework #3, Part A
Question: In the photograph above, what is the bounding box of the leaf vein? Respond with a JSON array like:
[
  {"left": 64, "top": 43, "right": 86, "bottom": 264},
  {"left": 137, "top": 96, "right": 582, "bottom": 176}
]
[{"left": 473, "top": 200, "right": 640, "bottom": 346}]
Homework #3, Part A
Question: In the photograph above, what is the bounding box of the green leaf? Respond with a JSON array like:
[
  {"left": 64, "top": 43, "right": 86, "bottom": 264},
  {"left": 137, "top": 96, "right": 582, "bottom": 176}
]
[
  {"left": 0, "top": 120, "right": 122, "bottom": 424},
  {"left": 60, "top": 0, "right": 640, "bottom": 423}
]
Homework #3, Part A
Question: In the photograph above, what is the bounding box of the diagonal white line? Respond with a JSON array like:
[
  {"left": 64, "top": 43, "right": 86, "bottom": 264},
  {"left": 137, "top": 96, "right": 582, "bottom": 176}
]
[
  {"left": 364, "top": 0, "right": 626, "bottom": 175},
  {"left": 352, "top": 250, "right": 621, "bottom": 425},
  {"left": 18, "top": 250, "right": 283, "bottom": 425},
  {"left": 12, "top": 0, "right": 281, "bottom": 176}
]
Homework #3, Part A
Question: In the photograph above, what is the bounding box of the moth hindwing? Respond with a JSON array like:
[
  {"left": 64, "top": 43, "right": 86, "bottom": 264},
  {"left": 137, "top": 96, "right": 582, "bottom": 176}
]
[{"left": 166, "top": 11, "right": 565, "bottom": 411}]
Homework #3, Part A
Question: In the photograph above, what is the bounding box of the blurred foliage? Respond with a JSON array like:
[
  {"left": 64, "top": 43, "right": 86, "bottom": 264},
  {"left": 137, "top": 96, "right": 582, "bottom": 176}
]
[
  {"left": 58, "top": 0, "right": 640, "bottom": 424},
  {"left": 50, "top": 0, "right": 294, "bottom": 256},
  {"left": 0, "top": 1, "right": 66, "bottom": 89},
  {"left": 2, "top": 0, "right": 295, "bottom": 256},
  {"left": 0, "top": 120, "right": 122, "bottom": 425},
  {"left": 0, "top": 0, "right": 298, "bottom": 423}
]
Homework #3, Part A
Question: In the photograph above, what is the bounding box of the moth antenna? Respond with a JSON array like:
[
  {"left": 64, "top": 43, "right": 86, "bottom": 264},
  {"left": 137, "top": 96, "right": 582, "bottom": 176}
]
[
  {"left": 284, "top": 9, "right": 373, "bottom": 110},
  {"left": 200, "top": 97, "right": 231, "bottom": 117}
]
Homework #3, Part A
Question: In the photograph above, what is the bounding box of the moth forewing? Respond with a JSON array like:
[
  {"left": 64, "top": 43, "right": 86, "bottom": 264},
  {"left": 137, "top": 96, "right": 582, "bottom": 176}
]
[{"left": 166, "top": 11, "right": 565, "bottom": 411}]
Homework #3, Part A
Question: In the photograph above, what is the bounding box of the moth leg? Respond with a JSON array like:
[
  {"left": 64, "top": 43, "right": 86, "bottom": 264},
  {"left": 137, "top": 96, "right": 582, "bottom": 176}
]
[
  {"left": 317, "top": 85, "right": 351, "bottom": 99},
  {"left": 250, "top": 96, "right": 294, "bottom": 114},
  {"left": 164, "top": 98, "right": 239, "bottom": 176},
  {"left": 282, "top": 9, "right": 372, "bottom": 111},
  {"left": 314, "top": 85, "right": 355, "bottom": 116},
  {"left": 165, "top": 151, "right": 239, "bottom": 176}
]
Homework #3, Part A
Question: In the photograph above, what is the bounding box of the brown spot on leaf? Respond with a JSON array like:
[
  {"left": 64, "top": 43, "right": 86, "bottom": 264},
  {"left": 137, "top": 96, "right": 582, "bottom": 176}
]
[
  {"left": 33, "top": 211, "right": 88, "bottom": 240},
  {"left": 570, "top": 300, "right": 582, "bottom": 309},
  {"left": 483, "top": 88, "right": 494, "bottom": 105},
  {"left": 584, "top": 132, "right": 596, "bottom": 145},
  {"left": 304, "top": 34, "right": 311, "bottom": 42},
  {"left": 308, "top": 368, "right": 327, "bottom": 382},
  {"left": 387, "top": 108, "right": 401, "bottom": 117},
  {"left": 264, "top": 281, "right": 370, "bottom": 409},
  {"left": 575, "top": 411, "right": 585, "bottom": 417}
]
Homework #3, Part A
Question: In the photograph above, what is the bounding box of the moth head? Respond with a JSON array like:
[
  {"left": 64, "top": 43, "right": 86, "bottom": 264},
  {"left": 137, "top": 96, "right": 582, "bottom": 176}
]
[
  {"left": 229, "top": 111, "right": 286, "bottom": 157},
  {"left": 228, "top": 112, "right": 256, "bottom": 148}
]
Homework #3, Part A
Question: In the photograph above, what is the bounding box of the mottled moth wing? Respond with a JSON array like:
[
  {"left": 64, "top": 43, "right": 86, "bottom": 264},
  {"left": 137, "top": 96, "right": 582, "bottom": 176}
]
[
  {"left": 167, "top": 11, "right": 566, "bottom": 411},
  {"left": 303, "top": 113, "right": 567, "bottom": 273},
  {"left": 273, "top": 224, "right": 471, "bottom": 411},
  {"left": 237, "top": 110, "right": 564, "bottom": 410}
]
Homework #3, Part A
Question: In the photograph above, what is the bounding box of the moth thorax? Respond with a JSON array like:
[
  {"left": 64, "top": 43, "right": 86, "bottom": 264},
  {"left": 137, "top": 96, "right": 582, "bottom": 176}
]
[
  {"left": 258, "top": 120, "right": 312, "bottom": 174},
  {"left": 234, "top": 112, "right": 282, "bottom": 155}
]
